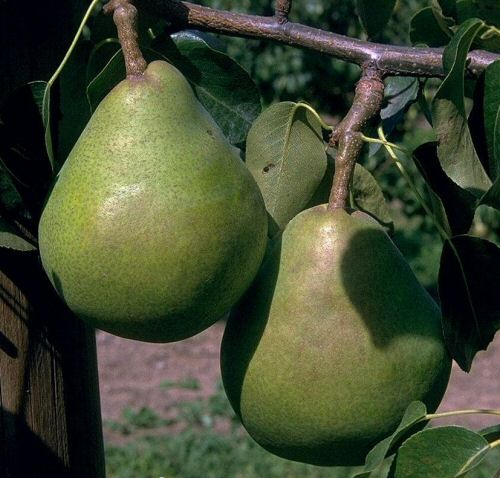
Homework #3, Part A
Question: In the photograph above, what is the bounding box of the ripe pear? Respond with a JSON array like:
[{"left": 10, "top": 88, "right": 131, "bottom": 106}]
[
  {"left": 38, "top": 60, "right": 268, "bottom": 342},
  {"left": 221, "top": 205, "right": 451, "bottom": 466}
]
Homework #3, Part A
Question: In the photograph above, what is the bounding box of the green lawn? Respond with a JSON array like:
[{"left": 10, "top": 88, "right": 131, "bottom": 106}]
[{"left": 104, "top": 381, "right": 500, "bottom": 478}]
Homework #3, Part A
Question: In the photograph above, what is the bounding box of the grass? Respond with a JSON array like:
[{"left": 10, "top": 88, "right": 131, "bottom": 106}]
[{"left": 104, "top": 381, "right": 500, "bottom": 478}]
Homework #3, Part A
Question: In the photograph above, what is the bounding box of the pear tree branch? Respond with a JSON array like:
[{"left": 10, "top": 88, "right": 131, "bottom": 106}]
[
  {"left": 328, "top": 68, "right": 385, "bottom": 210},
  {"left": 136, "top": 0, "right": 499, "bottom": 78},
  {"left": 104, "top": 0, "right": 147, "bottom": 77}
]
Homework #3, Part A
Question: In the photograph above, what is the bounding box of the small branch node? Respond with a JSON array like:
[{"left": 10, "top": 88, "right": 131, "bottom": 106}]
[{"left": 275, "top": 0, "right": 292, "bottom": 23}]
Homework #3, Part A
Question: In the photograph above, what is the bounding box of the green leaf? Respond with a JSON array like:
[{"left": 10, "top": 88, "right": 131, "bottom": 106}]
[
  {"left": 484, "top": 60, "right": 500, "bottom": 181},
  {"left": 246, "top": 102, "right": 327, "bottom": 234},
  {"left": 431, "top": 0, "right": 457, "bottom": 36},
  {"left": 0, "top": 218, "right": 36, "bottom": 252},
  {"left": 355, "top": 0, "right": 396, "bottom": 38},
  {"left": 85, "top": 38, "right": 121, "bottom": 88},
  {"left": 410, "top": 7, "right": 451, "bottom": 47},
  {"left": 354, "top": 402, "right": 428, "bottom": 478},
  {"left": 86, "top": 49, "right": 126, "bottom": 112},
  {"left": 457, "top": 0, "right": 500, "bottom": 52},
  {"left": 351, "top": 163, "right": 393, "bottom": 232},
  {"left": 480, "top": 424, "right": 500, "bottom": 443},
  {"left": 369, "top": 77, "right": 420, "bottom": 156},
  {"left": 0, "top": 82, "right": 53, "bottom": 221},
  {"left": 432, "top": 18, "right": 492, "bottom": 198},
  {"left": 41, "top": 84, "right": 54, "bottom": 170},
  {"left": 438, "top": 235, "right": 500, "bottom": 371},
  {"left": 392, "top": 426, "right": 490, "bottom": 477},
  {"left": 413, "top": 142, "right": 476, "bottom": 235},
  {"left": 480, "top": 176, "right": 500, "bottom": 209},
  {"left": 151, "top": 31, "right": 262, "bottom": 145},
  {"left": 436, "top": 0, "right": 458, "bottom": 19}
]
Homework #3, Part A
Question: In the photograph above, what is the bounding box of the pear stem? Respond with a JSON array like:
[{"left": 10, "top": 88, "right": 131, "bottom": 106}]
[
  {"left": 327, "top": 68, "right": 384, "bottom": 210},
  {"left": 104, "top": 0, "right": 147, "bottom": 77}
]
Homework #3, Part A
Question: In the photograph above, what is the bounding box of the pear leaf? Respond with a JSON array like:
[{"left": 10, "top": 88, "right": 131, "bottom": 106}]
[
  {"left": 351, "top": 163, "right": 393, "bottom": 232},
  {"left": 480, "top": 424, "right": 500, "bottom": 443},
  {"left": 87, "top": 49, "right": 126, "bottom": 111},
  {"left": 413, "top": 142, "right": 476, "bottom": 235},
  {"left": 246, "top": 102, "right": 327, "bottom": 234},
  {"left": 484, "top": 60, "right": 500, "bottom": 181},
  {"left": 0, "top": 218, "right": 36, "bottom": 252},
  {"left": 355, "top": 0, "right": 396, "bottom": 38},
  {"left": 392, "top": 426, "right": 490, "bottom": 478},
  {"left": 85, "top": 38, "right": 121, "bottom": 90},
  {"left": 0, "top": 82, "right": 53, "bottom": 220},
  {"left": 369, "top": 77, "right": 419, "bottom": 156},
  {"left": 439, "top": 235, "right": 500, "bottom": 371},
  {"left": 431, "top": 0, "right": 457, "bottom": 35},
  {"left": 432, "top": 18, "right": 492, "bottom": 198},
  {"left": 410, "top": 7, "right": 450, "bottom": 47},
  {"left": 41, "top": 83, "right": 54, "bottom": 170},
  {"left": 354, "top": 402, "right": 428, "bottom": 478}
]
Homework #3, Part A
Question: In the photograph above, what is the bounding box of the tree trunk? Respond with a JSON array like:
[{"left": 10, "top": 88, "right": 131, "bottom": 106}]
[{"left": 0, "top": 1, "right": 105, "bottom": 477}]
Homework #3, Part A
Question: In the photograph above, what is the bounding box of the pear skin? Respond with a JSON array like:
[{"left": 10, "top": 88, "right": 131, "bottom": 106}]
[
  {"left": 38, "top": 61, "right": 268, "bottom": 342},
  {"left": 221, "top": 205, "right": 451, "bottom": 466}
]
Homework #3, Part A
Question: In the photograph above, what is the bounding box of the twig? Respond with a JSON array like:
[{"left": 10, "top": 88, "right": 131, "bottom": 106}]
[
  {"left": 275, "top": 0, "right": 292, "bottom": 23},
  {"left": 328, "top": 68, "right": 384, "bottom": 210},
  {"left": 104, "top": 0, "right": 147, "bottom": 77},
  {"left": 136, "top": 0, "right": 498, "bottom": 77}
]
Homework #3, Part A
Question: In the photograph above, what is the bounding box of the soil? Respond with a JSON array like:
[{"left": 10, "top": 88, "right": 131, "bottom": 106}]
[{"left": 97, "top": 320, "right": 499, "bottom": 443}]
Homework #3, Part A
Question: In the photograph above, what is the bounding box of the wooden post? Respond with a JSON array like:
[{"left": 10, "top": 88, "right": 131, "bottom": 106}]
[{"left": 0, "top": 1, "right": 105, "bottom": 477}]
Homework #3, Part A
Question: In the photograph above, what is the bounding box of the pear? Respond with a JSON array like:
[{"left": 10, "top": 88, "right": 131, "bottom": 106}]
[
  {"left": 38, "top": 60, "right": 268, "bottom": 342},
  {"left": 221, "top": 205, "right": 451, "bottom": 466}
]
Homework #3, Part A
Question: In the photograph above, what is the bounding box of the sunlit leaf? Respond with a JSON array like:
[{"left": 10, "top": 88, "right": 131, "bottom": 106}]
[
  {"left": 351, "top": 163, "right": 393, "bottom": 232},
  {"left": 0, "top": 218, "right": 36, "bottom": 252},
  {"left": 432, "top": 18, "right": 492, "bottom": 198},
  {"left": 392, "top": 426, "right": 490, "bottom": 478},
  {"left": 354, "top": 402, "right": 428, "bottom": 478},
  {"left": 246, "top": 102, "right": 327, "bottom": 234}
]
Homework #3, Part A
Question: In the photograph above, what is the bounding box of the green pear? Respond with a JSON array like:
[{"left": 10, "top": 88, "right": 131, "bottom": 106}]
[
  {"left": 38, "top": 60, "right": 268, "bottom": 342},
  {"left": 221, "top": 205, "right": 451, "bottom": 466}
]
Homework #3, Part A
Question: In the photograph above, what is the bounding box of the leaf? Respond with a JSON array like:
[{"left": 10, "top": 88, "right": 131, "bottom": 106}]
[
  {"left": 392, "top": 426, "right": 490, "bottom": 477},
  {"left": 354, "top": 402, "right": 428, "bottom": 478},
  {"left": 151, "top": 31, "right": 262, "bottom": 145},
  {"left": 480, "top": 424, "right": 500, "bottom": 443},
  {"left": 431, "top": 0, "right": 457, "bottom": 37},
  {"left": 369, "top": 77, "right": 420, "bottom": 156},
  {"left": 0, "top": 218, "right": 36, "bottom": 252},
  {"left": 85, "top": 38, "right": 121, "bottom": 88},
  {"left": 480, "top": 176, "right": 500, "bottom": 209},
  {"left": 246, "top": 102, "right": 327, "bottom": 234},
  {"left": 432, "top": 18, "right": 492, "bottom": 198},
  {"left": 351, "top": 163, "right": 393, "bottom": 232},
  {"left": 457, "top": 0, "right": 500, "bottom": 52},
  {"left": 41, "top": 84, "right": 54, "bottom": 169},
  {"left": 86, "top": 49, "right": 126, "bottom": 112},
  {"left": 484, "top": 60, "right": 500, "bottom": 181},
  {"left": 438, "top": 235, "right": 500, "bottom": 371},
  {"left": 355, "top": 0, "right": 397, "bottom": 38},
  {"left": 436, "top": 0, "right": 458, "bottom": 19},
  {"left": 0, "top": 82, "right": 53, "bottom": 221},
  {"left": 410, "top": 7, "right": 450, "bottom": 47},
  {"left": 413, "top": 142, "right": 476, "bottom": 235}
]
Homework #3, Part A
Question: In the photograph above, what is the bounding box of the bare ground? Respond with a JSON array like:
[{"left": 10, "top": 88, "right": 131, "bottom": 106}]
[{"left": 97, "top": 321, "right": 500, "bottom": 443}]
